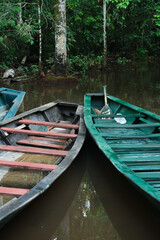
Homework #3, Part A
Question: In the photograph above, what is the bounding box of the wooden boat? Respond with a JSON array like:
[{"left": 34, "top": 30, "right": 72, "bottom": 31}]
[
  {"left": 84, "top": 92, "right": 160, "bottom": 208},
  {"left": 0, "top": 101, "right": 86, "bottom": 229},
  {"left": 0, "top": 87, "right": 25, "bottom": 121}
]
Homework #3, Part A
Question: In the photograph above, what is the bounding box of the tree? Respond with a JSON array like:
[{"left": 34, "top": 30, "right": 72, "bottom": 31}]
[
  {"left": 54, "top": 0, "right": 67, "bottom": 75},
  {"left": 103, "top": 0, "right": 107, "bottom": 68},
  {"left": 38, "top": 0, "right": 42, "bottom": 75}
]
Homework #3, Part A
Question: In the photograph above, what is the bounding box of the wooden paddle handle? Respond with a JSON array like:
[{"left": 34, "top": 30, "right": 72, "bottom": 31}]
[{"left": 103, "top": 85, "right": 107, "bottom": 105}]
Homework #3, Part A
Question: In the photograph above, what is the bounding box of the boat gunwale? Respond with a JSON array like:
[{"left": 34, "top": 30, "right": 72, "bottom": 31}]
[
  {"left": 0, "top": 101, "right": 86, "bottom": 226},
  {"left": 84, "top": 94, "right": 160, "bottom": 206}
]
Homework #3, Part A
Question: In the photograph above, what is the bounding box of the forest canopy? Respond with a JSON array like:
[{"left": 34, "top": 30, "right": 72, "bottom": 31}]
[{"left": 0, "top": 0, "right": 159, "bottom": 74}]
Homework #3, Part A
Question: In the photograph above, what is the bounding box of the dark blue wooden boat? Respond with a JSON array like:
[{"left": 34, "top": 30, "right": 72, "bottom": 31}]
[{"left": 0, "top": 88, "right": 25, "bottom": 121}]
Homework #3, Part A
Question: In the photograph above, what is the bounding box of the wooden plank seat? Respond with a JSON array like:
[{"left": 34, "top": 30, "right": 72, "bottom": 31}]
[
  {"left": 17, "top": 139, "right": 66, "bottom": 149},
  {"left": 144, "top": 182, "right": 160, "bottom": 191},
  {"left": 95, "top": 123, "right": 160, "bottom": 128},
  {"left": 94, "top": 119, "right": 116, "bottom": 124},
  {"left": 126, "top": 161, "right": 160, "bottom": 166},
  {"left": 152, "top": 186, "right": 160, "bottom": 191},
  {"left": 135, "top": 172, "right": 160, "bottom": 180},
  {"left": 122, "top": 157, "right": 160, "bottom": 163},
  {"left": 103, "top": 133, "right": 160, "bottom": 139},
  {"left": 0, "top": 145, "right": 68, "bottom": 157},
  {"left": 111, "top": 144, "right": 160, "bottom": 150},
  {"left": 0, "top": 186, "right": 29, "bottom": 196},
  {"left": 146, "top": 180, "right": 160, "bottom": 185},
  {"left": 0, "top": 160, "right": 57, "bottom": 171},
  {"left": 120, "top": 153, "right": 160, "bottom": 160},
  {"left": 129, "top": 164, "right": 160, "bottom": 172},
  {"left": 91, "top": 114, "right": 144, "bottom": 118},
  {"left": 118, "top": 152, "right": 160, "bottom": 158},
  {"left": 18, "top": 119, "right": 79, "bottom": 129},
  {"left": 1, "top": 127, "right": 77, "bottom": 139}
]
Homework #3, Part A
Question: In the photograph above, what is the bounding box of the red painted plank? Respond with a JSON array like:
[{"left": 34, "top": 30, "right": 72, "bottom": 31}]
[
  {"left": 0, "top": 145, "right": 68, "bottom": 156},
  {"left": 0, "top": 187, "right": 29, "bottom": 196},
  {"left": 17, "top": 139, "right": 66, "bottom": 149},
  {"left": 0, "top": 160, "right": 57, "bottom": 171},
  {"left": 1, "top": 127, "right": 77, "bottom": 139},
  {"left": 28, "top": 136, "right": 67, "bottom": 144},
  {"left": 19, "top": 119, "right": 79, "bottom": 129}
]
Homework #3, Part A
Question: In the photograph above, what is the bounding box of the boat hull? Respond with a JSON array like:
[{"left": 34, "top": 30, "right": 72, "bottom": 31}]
[{"left": 84, "top": 93, "right": 160, "bottom": 208}]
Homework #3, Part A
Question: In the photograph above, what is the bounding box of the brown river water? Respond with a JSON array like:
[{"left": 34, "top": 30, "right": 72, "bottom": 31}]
[{"left": 0, "top": 62, "right": 160, "bottom": 239}]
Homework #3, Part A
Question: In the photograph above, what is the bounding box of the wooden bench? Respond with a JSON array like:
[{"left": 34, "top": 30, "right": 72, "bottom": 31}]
[
  {"left": 18, "top": 119, "right": 79, "bottom": 129},
  {"left": 0, "top": 160, "right": 57, "bottom": 171},
  {"left": 1, "top": 127, "right": 77, "bottom": 139},
  {"left": 95, "top": 123, "right": 160, "bottom": 129},
  {"left": 0, "top": 186, "right": 29, "bottom": 196},
  {"left": 0, "top": 145, "right": 68, "bottom": 157}
]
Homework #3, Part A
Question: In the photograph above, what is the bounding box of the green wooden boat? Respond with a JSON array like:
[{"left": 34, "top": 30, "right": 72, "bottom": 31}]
[
  {"left": 84, "top": 92, "right": 160, "bottom": 208},
  {"left": 0, "top": 88, "right": 25, "bottom": 121}
]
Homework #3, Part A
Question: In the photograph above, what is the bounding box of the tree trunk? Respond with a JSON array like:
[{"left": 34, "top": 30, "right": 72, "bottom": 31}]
[
  {"left": 54, "top": 0, "right": 67, "bottom": 76},
  {"left": 18, "top": 2, "right": 23, "bottom": 26},
  {"left": 103, "top": 0, "right": 107, "bottom": 68},
  {"left": 38, "top": 0, "right": 42, "bottom": 75}
]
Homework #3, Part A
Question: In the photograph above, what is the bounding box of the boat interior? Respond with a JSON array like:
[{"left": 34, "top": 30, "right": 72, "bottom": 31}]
[{"left": 0, "top": 102, "right": 80, "bottom": 207}]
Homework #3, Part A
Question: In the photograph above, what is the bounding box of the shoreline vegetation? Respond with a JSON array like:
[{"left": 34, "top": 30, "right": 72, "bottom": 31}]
[{"left": 0, "top": 56, "right": 159, "bottom": 83}]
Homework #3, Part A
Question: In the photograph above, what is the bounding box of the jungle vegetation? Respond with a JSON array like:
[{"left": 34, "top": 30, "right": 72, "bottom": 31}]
[{"left": 0, "top": 0, "right": 159, "bottom": 76}]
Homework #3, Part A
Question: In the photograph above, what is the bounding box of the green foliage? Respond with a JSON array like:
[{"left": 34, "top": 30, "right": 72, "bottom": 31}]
[
  {"left": 67, "top": 0, "right": 103, "bottom": 56},
  {"left": 30, "top": 65, "right": 39, "bottom": 75},
  {"left": 0, "top": 1, "right": 37, "bottom": 67},
  {"left": 117, "top": 57, "right": 129, "bottom": 64},
  {"left": 0, "top": 0, "right": 159, "bottom": 74},
  {"left": 16, "top": 23, "right": 34, "bottom": 44},
  {"left": 108, "top": 0, "right": 160, "bottom": 58},
  {"left": 154, "top": 3, "right": 160, "bottom": 35},
  {"left": 66, "top": 0, "right": 160, "bottom": 62},
  {"left": 0, "top": 62, "right": 9, "bottom": 70},
  {"left": 67, "top": 55, "right": 103, "bottom": 74},
  {"left": 67, "top": 56, "right": 89, "bottom": 74},
  {"left": 110, "top": 0, "right": 130, "bottom": 9}
]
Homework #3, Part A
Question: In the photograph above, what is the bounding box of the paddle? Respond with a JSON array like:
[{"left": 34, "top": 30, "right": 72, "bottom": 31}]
[
  {"left": 101, "top": 85, "right": 112, "bottom": 115},
  {"left": 101, "top": 85, "right": 126, "bottom": 124}
]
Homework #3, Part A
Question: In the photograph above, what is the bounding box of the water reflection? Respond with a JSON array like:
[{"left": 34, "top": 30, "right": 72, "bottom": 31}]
[{"left": 52, "top": 171, "right": 120, "bottom": 240}]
